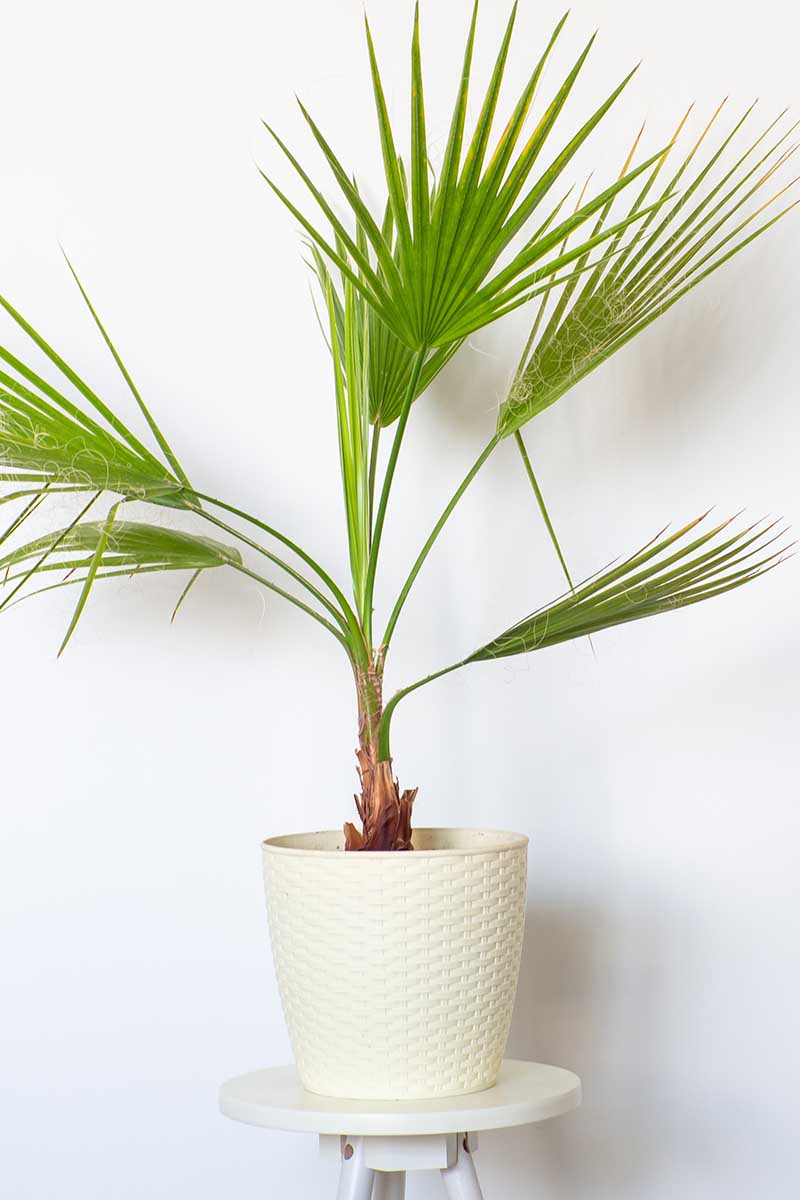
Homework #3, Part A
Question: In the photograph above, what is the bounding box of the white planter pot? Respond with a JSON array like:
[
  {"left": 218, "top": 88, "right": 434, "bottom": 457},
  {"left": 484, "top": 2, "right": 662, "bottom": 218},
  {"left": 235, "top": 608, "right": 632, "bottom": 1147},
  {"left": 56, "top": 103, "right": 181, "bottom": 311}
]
[{"left": 262, "top": 827, "right": 528, "bottom": 1100}]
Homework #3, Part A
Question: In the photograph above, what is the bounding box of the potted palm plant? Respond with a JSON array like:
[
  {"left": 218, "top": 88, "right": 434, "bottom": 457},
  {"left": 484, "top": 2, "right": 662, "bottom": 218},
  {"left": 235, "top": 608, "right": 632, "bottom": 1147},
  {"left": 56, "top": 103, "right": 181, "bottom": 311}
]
[{"left": 0, "top": 3, "right": 794, "bottom": 1100}]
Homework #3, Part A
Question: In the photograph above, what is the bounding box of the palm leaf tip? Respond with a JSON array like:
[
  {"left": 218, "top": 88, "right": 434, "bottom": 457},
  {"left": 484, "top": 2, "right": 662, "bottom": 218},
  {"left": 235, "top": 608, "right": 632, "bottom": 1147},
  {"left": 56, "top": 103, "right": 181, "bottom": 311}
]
[
  {"left": 171, "top": 568, "right": 203, "bottom": 624},
  {"left": 58, "top": 251, "right": 192, "bottom": 490},
  {"left": 466, "top": 513, "right": 793, "bottom": 663}
]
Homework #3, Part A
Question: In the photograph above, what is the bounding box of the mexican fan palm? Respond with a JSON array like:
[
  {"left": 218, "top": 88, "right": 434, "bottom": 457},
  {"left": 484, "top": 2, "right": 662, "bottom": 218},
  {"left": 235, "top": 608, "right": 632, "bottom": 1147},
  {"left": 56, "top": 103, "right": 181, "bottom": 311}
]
[{"left": 0, "top": 4, "right": 794, "bottom": 849}]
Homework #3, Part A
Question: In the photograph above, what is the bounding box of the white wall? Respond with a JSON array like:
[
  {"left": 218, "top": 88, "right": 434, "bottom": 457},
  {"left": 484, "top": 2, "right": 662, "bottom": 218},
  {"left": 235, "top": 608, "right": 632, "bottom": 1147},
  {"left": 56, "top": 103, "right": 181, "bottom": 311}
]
[{"left": 1, "top": 1, "right": 798, "bottom": 1197}]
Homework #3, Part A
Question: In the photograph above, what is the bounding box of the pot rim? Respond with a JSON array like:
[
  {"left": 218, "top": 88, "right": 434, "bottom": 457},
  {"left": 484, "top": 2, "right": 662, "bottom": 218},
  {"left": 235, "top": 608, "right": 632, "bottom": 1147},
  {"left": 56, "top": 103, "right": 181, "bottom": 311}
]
[{"left": 262, "top": 827, "right": 528, "bottom": 859}]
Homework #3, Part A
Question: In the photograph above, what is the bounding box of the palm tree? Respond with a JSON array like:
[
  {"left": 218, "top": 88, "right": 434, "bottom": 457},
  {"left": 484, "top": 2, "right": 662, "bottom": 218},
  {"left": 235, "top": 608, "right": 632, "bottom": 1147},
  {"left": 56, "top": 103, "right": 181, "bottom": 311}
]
[{"left": 0, "top": 4, "right": 794, "bottom": 849}]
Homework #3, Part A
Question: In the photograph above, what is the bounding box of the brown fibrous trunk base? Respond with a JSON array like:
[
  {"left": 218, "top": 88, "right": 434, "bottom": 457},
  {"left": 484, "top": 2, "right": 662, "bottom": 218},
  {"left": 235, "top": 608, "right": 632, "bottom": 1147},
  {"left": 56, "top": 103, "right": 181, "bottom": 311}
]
[{"left": 344, "top": 747, "right": 416, "bottom": 851}]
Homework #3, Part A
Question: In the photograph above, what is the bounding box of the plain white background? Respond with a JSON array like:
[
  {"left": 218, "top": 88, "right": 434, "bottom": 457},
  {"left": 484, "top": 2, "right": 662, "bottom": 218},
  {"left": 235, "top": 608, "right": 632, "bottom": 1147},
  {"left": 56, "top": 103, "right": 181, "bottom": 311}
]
[{"left": 1, "top": 1, "right": 798, "bottom": 1196}]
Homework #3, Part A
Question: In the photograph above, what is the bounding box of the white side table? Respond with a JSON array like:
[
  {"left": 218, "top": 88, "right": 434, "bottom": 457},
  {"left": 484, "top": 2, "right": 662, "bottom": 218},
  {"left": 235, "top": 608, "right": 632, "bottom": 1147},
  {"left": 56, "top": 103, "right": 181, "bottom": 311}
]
[{"left": 219, "top": 1059, "right": 581, "bottom": 1199}]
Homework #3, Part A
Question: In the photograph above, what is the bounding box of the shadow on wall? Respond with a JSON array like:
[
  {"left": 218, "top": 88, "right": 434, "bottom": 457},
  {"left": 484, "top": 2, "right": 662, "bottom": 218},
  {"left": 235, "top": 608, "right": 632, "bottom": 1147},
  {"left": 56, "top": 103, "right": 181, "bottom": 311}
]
[{"left": 488, "top": 893, "right": 721, "bottom": 1199}]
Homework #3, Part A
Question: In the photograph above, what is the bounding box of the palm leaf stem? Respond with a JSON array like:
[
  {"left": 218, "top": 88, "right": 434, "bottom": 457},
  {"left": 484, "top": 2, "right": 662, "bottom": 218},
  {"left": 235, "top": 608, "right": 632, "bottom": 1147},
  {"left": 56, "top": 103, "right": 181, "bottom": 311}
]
[
  {"left": 187, "top": 491, "right": 358, "bottom": 624},
  {"left": 377, "top": 660, "right": 463, "bottom": 760},
  {"left": 368, "top": 423, "right": 381, "bottom": 533},
  {"left": 192, "top": 507, "right": 349, "bottom": 632},
  {"left": 363, "top": 346, "right": 427, "bottom": 645},
  {"left": 382, "top": 434, "right": 498, "bottom": 648},
  {"left": 229, "top": 561, "right": 351, "bottom": 649}
]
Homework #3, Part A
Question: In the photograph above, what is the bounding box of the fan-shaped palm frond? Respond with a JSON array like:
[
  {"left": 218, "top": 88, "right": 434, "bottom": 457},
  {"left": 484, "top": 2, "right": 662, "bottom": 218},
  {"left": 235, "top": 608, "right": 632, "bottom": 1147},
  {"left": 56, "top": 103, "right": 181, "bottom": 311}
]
[
  {"left": 376, "top": 513, "right": 794, "bottom": 759},
  {"left": 0, "top": 513, "right": 243, "bottom": 652},
  {"left": 498, "top": 101, "right": 800, "bottom": 438},
  {"left": 0, "top": 282, "right": 190, "bottom": 501},
  {"left": 466, "top": 513, "right": 791, "bottom": 659},
  {"left": 0, "top": 519, "right": 242, "bottom": 577},
  {"left": 266, "top": 3, "right": 668, "bottom": 354},
  {"left": 0, "top": 385, "right": 184, "bottom": 502}
]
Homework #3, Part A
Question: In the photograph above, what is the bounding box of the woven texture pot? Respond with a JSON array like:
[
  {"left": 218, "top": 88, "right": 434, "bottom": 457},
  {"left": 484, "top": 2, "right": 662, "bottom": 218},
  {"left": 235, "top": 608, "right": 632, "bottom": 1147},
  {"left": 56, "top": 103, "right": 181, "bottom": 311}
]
[{"left": 262, "top": 828, "right": 528, "bottom": 1100}]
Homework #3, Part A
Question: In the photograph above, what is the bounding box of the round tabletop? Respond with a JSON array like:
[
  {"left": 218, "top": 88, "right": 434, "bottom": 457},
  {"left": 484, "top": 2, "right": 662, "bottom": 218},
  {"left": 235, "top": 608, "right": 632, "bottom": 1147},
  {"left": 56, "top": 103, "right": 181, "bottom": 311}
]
[{"left": 219, "top": 1060, "right": 581, "bottom": 1137}]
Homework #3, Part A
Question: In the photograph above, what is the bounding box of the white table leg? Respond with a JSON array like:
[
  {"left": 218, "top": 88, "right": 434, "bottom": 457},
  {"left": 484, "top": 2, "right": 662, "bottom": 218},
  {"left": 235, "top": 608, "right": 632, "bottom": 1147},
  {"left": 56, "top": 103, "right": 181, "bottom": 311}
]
[
  {"left": 440, "top": 1135, "right": 484, "bottom": 1200},
  {"left": 336, "top": 1137, "right": 375, "bottom": 1200},
  {"left": 371, "top": 1172, "right": 406, "bottom": 1200}
]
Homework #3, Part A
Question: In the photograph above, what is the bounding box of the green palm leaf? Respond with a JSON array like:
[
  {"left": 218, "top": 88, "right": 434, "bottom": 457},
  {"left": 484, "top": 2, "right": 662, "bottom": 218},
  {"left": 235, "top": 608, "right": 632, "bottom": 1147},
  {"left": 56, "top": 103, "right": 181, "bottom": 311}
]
[
  {"left": 0, "top": 514, "right": 244, "bottom": 650},
  {"left": 0, "top": 276, "right": 189, "bottom": 509},
  {"left": 0, "top": 385, "right": 184, "bottom": 501},
  {"left": 497, "top": 103, "right": 800, "bottom": 438},
  {"left": 0, "top": 263, "right": 363, "bottom": 657},
  {"left": 467, "top": 514, "right": 790, "bottom": 659},
  {"left": 309, "top": 243, "right": 460, "bottom": 429},
  {"left": 265, "top": 3, "right": 667, "bottom": 351},
  {"left": 0, "top": 511, "right": 244, "bottom": 652},
  {"left": 376, "top": 513, "right": 792, "bottom": 759},
  {"left": 0, "top": 519, "right": 241, "bottom": 578},
  {"left": 0, "top": 511, "right": 356, "bottom": 651}
]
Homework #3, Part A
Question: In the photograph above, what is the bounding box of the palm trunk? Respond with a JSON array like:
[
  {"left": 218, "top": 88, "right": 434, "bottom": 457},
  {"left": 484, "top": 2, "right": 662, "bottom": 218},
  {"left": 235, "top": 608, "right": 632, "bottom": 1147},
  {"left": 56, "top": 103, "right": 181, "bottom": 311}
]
[{"left": 344, "top": 657, "right": 417, "bottom": 851}]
